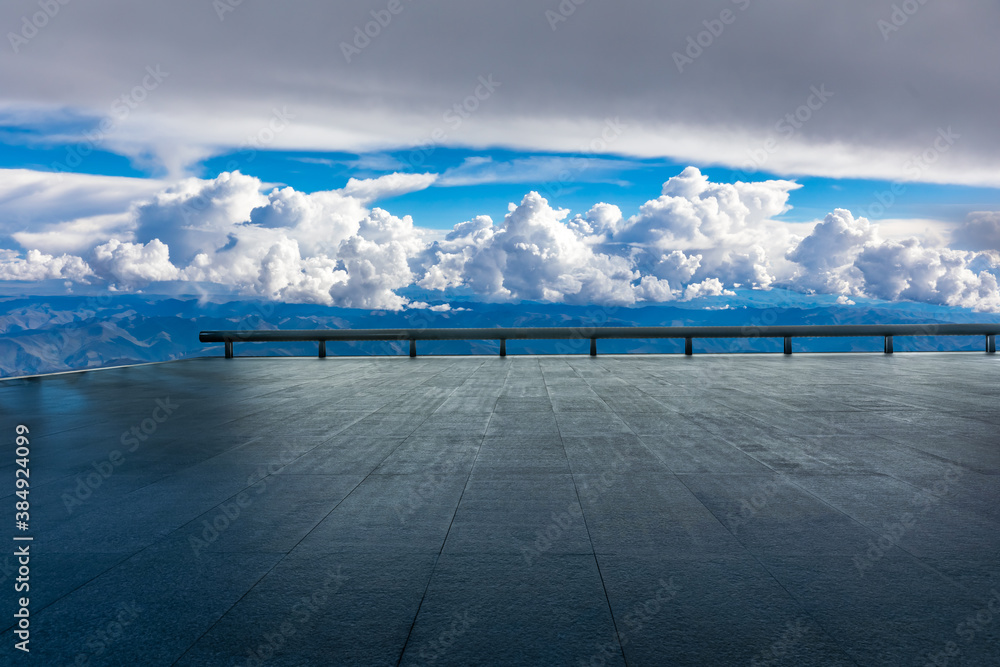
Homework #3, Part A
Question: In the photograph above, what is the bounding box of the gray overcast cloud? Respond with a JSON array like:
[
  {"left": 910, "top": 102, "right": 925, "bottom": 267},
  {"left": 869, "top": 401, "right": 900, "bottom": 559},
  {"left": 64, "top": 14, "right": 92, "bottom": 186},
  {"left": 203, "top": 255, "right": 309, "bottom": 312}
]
[{"left": 1, "top": 0, "right": 998, "bottom": 183}]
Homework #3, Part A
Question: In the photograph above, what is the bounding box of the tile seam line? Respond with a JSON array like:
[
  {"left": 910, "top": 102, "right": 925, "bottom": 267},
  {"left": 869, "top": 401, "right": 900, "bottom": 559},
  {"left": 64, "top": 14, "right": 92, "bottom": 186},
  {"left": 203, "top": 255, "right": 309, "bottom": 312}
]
[
  {"left": 583, "top": 355, "right": 786, "bottom": 479},
  {"left": 0, "top": 401, "right": 380, "bottom": 623},
  {"left": 684, "top": 401, "right": 988, "bottom": 594},
  {"left": 603, "top": 357, "right": 974, "bottom": 656},
  {"left": 165, "top": 358, "right": 486, "bottom": 666},
  {"left": 773, "top": 472, "right": 980, "bottom": 597},
  {"left": 393, "top": 357, "right": 509, "bottom": 667},
  {"left": 0, "top": 552, "right": 136, "bottom": 635},
  {"left": 0, "top": 356, "right": 195, "bottom": 383},
  {"left": 45, "top": 403, "right": 376, "bottom": 518},
  {"left": 628, "top": 358, "right": 981, "bottom": 598},
  {"left": 579, "top": 355, "right": 861, "bottom": 667},
  {"left": 665, "top": 469, "right": 865, "bottom": 667},
  {"left": 554, "top": 356, "right": 628, "bottom": 666},
  {"left": 7, "top": 360, "right": 431, "bottom": 647}
]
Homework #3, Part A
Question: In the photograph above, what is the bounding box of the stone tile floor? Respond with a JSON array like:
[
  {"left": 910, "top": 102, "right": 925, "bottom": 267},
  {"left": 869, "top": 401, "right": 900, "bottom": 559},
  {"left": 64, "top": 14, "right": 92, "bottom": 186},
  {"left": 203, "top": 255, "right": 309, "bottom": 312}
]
[{"left": 0, "top": 353, "right": 997, "bottom": 665}]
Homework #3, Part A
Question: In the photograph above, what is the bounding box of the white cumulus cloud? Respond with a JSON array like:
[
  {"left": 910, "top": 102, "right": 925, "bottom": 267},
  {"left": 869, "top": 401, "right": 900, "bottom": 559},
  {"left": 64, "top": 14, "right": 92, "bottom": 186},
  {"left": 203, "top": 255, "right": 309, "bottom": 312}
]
[
  {"left": 951, "top": 211, "right": 1000, "bottom": 252},
  {"left": 785, "top": 209, "right": 1000, "bottom": 311},
  {"left": 0, "top": 248, "right": 93, "bottom": 282},
  {"left": 92, "top": 239, "right": 180, "bottom": 288},
  {"left": 423, "top": 192, "right": 638, "bottom": 305},
  {"left": 3, "top": 167, "right": 1000, "bottom": 312}
]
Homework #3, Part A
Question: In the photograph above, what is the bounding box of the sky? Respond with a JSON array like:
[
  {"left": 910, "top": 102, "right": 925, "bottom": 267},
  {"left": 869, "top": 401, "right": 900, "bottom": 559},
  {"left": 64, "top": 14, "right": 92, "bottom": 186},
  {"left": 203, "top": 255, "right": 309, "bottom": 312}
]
[{"left": 1, "top": 0, "right": 1000, "bottom": 312}]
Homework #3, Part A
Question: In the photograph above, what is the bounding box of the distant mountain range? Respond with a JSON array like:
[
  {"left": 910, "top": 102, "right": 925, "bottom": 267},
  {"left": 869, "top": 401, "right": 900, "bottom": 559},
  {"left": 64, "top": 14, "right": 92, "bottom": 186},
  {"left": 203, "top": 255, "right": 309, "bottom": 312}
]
[{"left": 2, "top": 290, "right": 998, "bottom": 378}]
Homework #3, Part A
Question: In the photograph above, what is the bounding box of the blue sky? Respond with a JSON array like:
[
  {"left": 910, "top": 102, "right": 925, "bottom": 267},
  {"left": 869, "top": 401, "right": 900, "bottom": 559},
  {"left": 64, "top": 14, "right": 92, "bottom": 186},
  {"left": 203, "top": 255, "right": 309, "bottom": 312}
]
[
  {"left": 6, "top": 135, "right": 1000, "bottom": 234},
  {"left": 5, "top": 124, "right": 1000, "bottom": 230},
  {"left": 2, "top": 0, "right": 999, "bottom": 314},
  {"left": 199, "top": 147, "right": 1000, "bottom": 232}
]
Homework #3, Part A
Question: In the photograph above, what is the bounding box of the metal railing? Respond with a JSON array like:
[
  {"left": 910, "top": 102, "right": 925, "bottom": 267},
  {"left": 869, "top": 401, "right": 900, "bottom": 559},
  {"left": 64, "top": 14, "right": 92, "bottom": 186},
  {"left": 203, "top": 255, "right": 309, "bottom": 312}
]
[{"left": 200, "top": 324, "right": 999, "bottom": 358}]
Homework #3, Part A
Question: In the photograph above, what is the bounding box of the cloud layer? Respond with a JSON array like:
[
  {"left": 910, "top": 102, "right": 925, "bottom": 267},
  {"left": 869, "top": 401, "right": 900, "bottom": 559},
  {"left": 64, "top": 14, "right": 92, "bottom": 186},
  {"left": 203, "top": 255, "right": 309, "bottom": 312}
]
[
  {"left": 1, "top": 168, "right": 999, "bottom": 311},
  {"left": 1, "top": 1, "right": 999, "bottom": 185}
]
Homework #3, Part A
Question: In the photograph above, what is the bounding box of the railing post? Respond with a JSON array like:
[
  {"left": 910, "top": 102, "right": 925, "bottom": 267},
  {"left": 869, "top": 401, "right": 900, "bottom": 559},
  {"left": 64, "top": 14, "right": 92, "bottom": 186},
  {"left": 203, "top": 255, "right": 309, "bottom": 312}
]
[
  {"left": 884, "top": 335, "right": 894, "bottom": 354},
  {"left": 319, "top": 340, "right": 326, "bottom": 358},
  {"left": 988, "top": 335, "right": 996, "bottom": 354},
  {"left": 783, "top": 336, "right": 792, "bottom": 355},
  {"left": 224, "top": 341, "right": 233, "bottom": 359},
  {"left": 500, "top": 339, "right": 506, "bottom": 357},
  {"left": 409, "top": 339, "right": 417, "bottom": 358},
  {"left": 685, "top": 337, "right": 693, "bottom": 356},
  {"left": 590, "top": 338, "right": 597, "bottom": 357}
]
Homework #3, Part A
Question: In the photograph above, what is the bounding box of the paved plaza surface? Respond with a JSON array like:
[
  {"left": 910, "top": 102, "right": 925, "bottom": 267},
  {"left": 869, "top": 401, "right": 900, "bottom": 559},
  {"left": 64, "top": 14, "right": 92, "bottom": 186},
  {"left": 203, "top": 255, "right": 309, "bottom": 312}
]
[{"left": 1, "top": 352, "right": 998, "bottom": 665}]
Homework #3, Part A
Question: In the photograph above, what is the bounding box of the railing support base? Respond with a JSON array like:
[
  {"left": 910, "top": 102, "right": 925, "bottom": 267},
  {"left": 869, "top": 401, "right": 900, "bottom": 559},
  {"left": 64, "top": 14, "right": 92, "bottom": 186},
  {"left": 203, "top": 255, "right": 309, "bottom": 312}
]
[
  {"left": 685, "top": 337, "right": 693, "bottom": 356},
  {"left": 590, "top": 338, "right": 597, "bottom": 357},
  {"left": 784, "top": 336, "right": 792, "bottom": 355},
  {"left": 884, "top": 335, "right": 894, "bottom": 354},
  {"left": 988, "top": 335, "right": 996, "bottom": 354},
  {"left": 409, "top": 339, "right": 417, "bottom": 358},
  {"left": 224, "top": 341, "right": 233, "bottom": 359},
  {"left": 319, "top": 340, "right": 326, "bottom": 358},
  {"left": 500, "top": 339, "right": 506, "bottom": 357}
]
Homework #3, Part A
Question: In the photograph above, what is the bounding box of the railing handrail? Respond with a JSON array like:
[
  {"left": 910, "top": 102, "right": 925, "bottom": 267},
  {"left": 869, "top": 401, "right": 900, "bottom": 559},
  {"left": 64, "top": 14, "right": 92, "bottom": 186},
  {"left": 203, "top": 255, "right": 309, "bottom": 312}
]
[
  {"left": 200, "top": 323, "right": 999, "bottom": 343},
  {"left": 200, "top": 324, "right": 1000, "bottom": 358}
]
